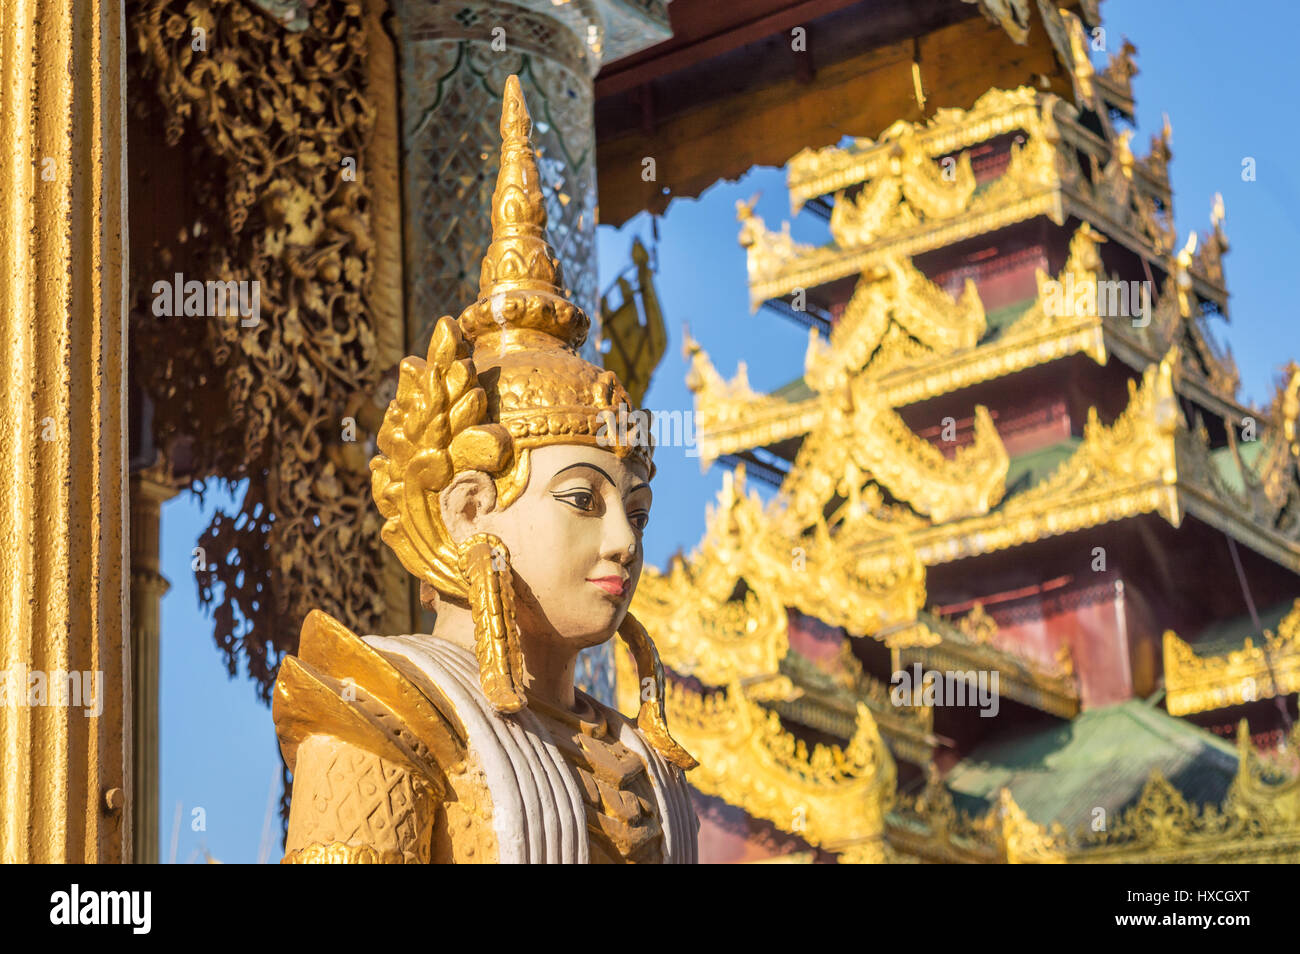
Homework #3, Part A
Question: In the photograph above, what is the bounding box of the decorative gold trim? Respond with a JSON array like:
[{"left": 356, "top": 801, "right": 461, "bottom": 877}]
[
  {"left": 899, "top": 609, "right": 1080, "bottom": 718},
  {"left": 806, "top": 256, "right": 986, "bottom": 391},
  {"left": 1164, "top": 601, "right": 1300, "bottom": 716},
  {"left": 691, "top": 224, "right": 1122, "bottom": 464},
  {"left": 757, "top": 87, "right": 1182, "bottom": 307},
  {"left": 283, "top": 842, "right": 407, "bottom": 864},
  {"left": 889, "top": 721, "right": 1300, "bottom": 863},
  {"left": 619, "top": 663, "right": 897, "bottom": 858},
  {"left": 633, "top": 466, "right": 927, "bottom": 643}
]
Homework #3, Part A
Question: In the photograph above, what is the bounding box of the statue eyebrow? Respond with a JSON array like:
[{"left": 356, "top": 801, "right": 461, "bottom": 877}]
[
  {"left": 551, "top": 462, "right": 616, "bottom": 486},
  {"left": 551, "top": 462, "right": 649, "bottom": 499}
]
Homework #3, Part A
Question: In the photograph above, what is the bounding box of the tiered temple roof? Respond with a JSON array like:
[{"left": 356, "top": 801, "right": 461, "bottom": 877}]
[{"left": 620, "top": 1, "right": 1300, "bottom": 862}]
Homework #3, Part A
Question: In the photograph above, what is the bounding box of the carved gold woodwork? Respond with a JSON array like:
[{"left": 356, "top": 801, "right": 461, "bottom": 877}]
[
  {"left": 736, "top": 194, "right": 814, "bottom": 293},
  {"left": 614, "top": 645, "right": 897, "bottom": 862},
  {"left": 846, "top": 382, "right": 1007, "bottom": 523},
  {"left": 805, "top": 257, "right": 986, "bottom": 392},
  {"left": 827, "top": 129, "right": 978, "bottom": 248},
  {"left": 684, "top": 331, "right": 808, "bottom": 457},
  {"left": 687, "top": 337, "right": 1300, "bottom": 670},
  {"left": 1164, "top": 601, "right": 1300, "bottom": 716},
  {"left": 695, "top": 214, "right": 1248, "bottom": 474},
  {"left": 130, "top": 0, "right": 392, "bottom": 694},
  {"left": 1096, "top": 39, "right": 1138, "bottom": 114},
  {"left": 834, "top": 348, "right": 1300, "bottom": 573},
  {"left": 787, "top": 87, "right": 1046, "bottom": 212},
  {"left": 693, "top": 223, "right": 1125, "bottom": 466},
  {"left": 899, "top": 609, "right": 1080, "bottom": 718},
  {"left": 633, "top": 467, "right": 927, "bottom": 647},
  {"left": 1014, "top": 351, "right": 1179, "bottom": 508},
  {"left": 754, "top": 85, "right": 1186, "bottom": 307},
  {"left": 630, "top": 514, "right": 935, "bottom": 765}
]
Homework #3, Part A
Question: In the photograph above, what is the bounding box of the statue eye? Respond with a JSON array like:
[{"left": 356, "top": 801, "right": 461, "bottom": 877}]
[
  {"left": 554, "top": 489, "right": 596, "bottom": 513},
  {"left": 629, "top": 510, "right": 649, "bottom": 533}
]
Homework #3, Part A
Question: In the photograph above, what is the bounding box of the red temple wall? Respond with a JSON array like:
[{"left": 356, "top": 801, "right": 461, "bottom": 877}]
[
  {"left": 941, "top": 572, "right": 1139, "bottom": 709},
  {"left": 932, "top": 241, "right": 1047, "bottom": 313}
]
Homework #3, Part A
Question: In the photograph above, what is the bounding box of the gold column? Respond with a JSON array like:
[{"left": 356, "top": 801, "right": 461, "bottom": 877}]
[
  {"left": 363, "top": 0, "right": 417, "bottom": 637},
  {"left": 129, "top": 470, "right": 175, "bottom": 865},
  {"left": 0, "top": 0, "right": 131, "bottom": 862}
]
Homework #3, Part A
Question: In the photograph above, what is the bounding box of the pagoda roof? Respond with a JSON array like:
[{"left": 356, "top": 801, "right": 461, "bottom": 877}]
[
  {"left": 942, "top": 699, "right": 1239, "bottom": 832},
  {"left": 693, "top": 218, "right": 1245, "bottom": 467},
  {"left": 690, "top": 338, "right": 1300, "bottom": 577},
  {"left": 847, "top": 356, "right": 1300, "bottom": 575},
  {"left": 1164, "top": 599, "right": 1300, "bottom": 717},
  {"left": 742, "top": 85, "right": 1228, "bottom": 315}
]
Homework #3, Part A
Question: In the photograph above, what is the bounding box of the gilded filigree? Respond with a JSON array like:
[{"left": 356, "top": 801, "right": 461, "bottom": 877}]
[
  {"left": 684, "top": 331, "right": 802, "bottom": 450},
  {"left": 1097, "top": 39, "right": 1138, "bottom": 109},
  {"left": 737, "top": 195, "right": 815, "bottom": 292},
  {"left": 631, "top": 555, "right": 790, "bottom": 690},
  {"left": 755, "top": 84, "right": 1182, "bottom": 306},
  {"left": 842, "top": 381, "right": 1008, "bottom": 524},
  {"left": 805, "top": 257, "right": 985, "bottom": 393},
  {"left": 827, "top": 128, "right": 978, "bottom": 248},
  {"left": 1013, "top": 350, "right": 1180, "bottom": 507},
  {"left": 786, "top": 86, "right": 1045, "bottom": 212},
  {"left": 1164, "top": 600, "right": 1300, "bottom": 716},
  {"left": 130, "top": 0, "right": 389, "bottom": 695},
  {"left": 627, "top": 669, "right": 897, "bottom": 859},
  {"left": 640, "top": 467, "right": 927, "bottom": 642}
]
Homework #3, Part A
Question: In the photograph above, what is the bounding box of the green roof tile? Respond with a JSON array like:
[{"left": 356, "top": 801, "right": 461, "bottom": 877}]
[
  {"left": 1002, "top": 438, "right": 1080, "bottom": 498},
  {"left": 1190, "top": 598, "right": 1296, "bottom": 655},
  {"left": 944, "top": 700, "right": 1239, "bottom": 830}
]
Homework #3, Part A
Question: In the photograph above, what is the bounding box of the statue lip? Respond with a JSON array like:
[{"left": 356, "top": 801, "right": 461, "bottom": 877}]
[{"left": 585, "top": 576, "right": 628, "bottom": 597}]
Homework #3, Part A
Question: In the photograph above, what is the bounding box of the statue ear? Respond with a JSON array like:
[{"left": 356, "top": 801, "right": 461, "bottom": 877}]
[{"left": 438, "top": 471, "right": 498, "bottom": 545}]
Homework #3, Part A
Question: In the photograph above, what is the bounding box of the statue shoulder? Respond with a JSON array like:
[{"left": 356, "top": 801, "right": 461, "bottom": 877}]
[
  {"left": 274, "top": 612, "right": 503, "bottom": 864},
  {"left": 273, "top": 609, "right": 468, "bottom": 784}
]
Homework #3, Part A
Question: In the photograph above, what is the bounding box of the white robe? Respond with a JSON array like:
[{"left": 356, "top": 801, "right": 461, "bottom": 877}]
[{"left": 366, "top": 633, "right": 698, "bottom": 864}]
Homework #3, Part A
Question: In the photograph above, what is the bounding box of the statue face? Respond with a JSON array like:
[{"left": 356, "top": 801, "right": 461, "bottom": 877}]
[{"left": 444, "top": 444, "right": 651, "bottom": 650}]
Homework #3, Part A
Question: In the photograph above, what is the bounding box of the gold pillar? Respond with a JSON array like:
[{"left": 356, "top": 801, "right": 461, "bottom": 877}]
[
  {"left": 0, "top": 0, "right": 131, "bottom": 862},
  {"left": 129, "top": 471, "right": 175, "bottom": 864},
  {"left": 363, "top": 0, "right": 417, "bottom": 638}
]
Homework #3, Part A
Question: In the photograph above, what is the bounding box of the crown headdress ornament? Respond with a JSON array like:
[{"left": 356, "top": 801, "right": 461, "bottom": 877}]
[{"left": 370, "top": 76, "right": 692, "bottom": 769}]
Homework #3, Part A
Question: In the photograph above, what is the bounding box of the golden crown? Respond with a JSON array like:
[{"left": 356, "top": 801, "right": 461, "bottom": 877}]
[{"left": 371, "top": 75, "right": 655, "bottom": 600}]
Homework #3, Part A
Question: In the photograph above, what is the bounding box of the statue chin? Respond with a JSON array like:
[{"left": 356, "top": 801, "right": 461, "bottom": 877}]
[{"left": 511, "top": 572, "right": 634, "bottom": 652}]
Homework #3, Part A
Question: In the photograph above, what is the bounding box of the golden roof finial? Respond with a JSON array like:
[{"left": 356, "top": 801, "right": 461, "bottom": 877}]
[{"left": 460, "top": 74, "right": 589, "bottom": 353}]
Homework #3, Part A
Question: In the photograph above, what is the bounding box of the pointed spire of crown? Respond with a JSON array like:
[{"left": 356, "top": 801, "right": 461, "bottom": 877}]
[{"left": 459, "top": 75, "right": 589, "bottom": 353}]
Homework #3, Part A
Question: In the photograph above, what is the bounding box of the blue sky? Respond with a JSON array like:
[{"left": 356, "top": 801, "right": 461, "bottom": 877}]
[{"left": 156, "top": 0, "right": 1300, "bottom": 862}]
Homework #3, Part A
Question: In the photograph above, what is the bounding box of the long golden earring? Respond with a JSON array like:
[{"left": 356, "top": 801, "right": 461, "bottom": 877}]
[
  {"left": 617, "top": 612, "right": 698, "bottom": 770},
  {"left": 456, "top": 533, "right": 527, "bottom": 713}
]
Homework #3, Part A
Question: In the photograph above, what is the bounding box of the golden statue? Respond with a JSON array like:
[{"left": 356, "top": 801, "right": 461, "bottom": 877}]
[{"left": 271, "top": 76, "right": 698, "bottom": 864}]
